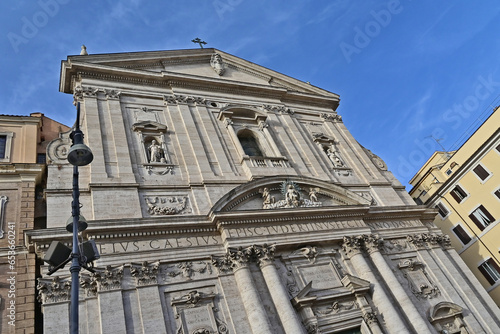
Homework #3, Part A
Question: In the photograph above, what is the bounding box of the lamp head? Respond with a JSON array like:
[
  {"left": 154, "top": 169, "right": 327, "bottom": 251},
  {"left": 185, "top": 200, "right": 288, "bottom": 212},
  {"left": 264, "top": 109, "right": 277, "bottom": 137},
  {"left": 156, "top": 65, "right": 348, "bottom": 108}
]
[
  {"left": 66, "top": 215, "right": 88, "bottom": 233},
  {"left": 67, "top": 143, "right": 93, "bottom": 166}
]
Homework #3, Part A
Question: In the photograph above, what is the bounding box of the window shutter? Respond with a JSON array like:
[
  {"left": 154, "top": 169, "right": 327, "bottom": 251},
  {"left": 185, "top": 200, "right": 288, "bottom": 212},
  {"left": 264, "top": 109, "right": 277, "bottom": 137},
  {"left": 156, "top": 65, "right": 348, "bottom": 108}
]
[
  {"left": 479, "top": 264, "right": 496, "bottom": 285},
  {"left": 452, "top": 225, "right": 471, "bottom": 244},
  {"left": 450, "top": 189, "right": 461, "bottom": 203},
  {"left": 473, "top": 165, "right": 489, "bottom": 181}
]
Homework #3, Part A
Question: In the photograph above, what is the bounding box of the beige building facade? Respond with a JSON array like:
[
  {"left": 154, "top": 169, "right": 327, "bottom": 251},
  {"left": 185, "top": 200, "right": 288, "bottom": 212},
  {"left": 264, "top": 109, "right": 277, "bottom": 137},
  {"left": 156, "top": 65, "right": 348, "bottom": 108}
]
[
  {"left": 0, "top": 114, "right": 69, "bottom": 334},
  {"left": 27, "top": 49, "right": 500, "bottom": 333},
  {"left": 409, "top": 107, "right": 500, "bottom": 306}
]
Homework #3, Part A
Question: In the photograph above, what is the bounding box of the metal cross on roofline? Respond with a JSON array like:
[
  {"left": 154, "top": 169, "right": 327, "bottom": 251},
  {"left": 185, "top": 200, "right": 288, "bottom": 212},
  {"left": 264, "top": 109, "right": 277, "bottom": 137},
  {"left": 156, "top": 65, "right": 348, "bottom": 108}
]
[{"left": 191, "top": 38, "right": 207, "bottom": 48}]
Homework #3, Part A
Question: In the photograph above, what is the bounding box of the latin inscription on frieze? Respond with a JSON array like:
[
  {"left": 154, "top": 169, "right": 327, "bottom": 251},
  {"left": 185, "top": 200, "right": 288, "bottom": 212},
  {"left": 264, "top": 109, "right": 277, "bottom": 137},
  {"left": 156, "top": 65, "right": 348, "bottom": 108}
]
[
  {"left": 299, "top": 263, "right": 341, "bottom": 289},
  {"left": 226, "top": 220, "right": 365, "bottom": 238},
  {"left": 97, "top": 236, "right": 220, "bottom": 255},
  {"left": 368, "top": 220, "right": 421, "bottom": 230}
]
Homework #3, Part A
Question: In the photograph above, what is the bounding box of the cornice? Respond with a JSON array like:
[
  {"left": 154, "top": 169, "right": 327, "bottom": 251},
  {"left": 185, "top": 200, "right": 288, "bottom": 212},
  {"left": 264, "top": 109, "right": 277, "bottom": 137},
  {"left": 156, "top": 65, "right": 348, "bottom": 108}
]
[
  {"left": 426, "top": 128, "right": 500, "bottom": 206},
  {"left": 212, "top": 205, "right": 370, "bottom": 226},
  {"left": 61, "top": 52, "right": 340, "bottom": 108}
]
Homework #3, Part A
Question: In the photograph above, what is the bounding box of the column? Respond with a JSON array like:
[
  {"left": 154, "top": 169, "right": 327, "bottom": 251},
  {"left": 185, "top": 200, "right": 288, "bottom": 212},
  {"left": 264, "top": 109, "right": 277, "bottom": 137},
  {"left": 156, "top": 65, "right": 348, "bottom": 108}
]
[
  {"left": 342, "top": 236, "right": 409, "bottom": 334},
  {"left": 363, "top": 235, "right": 432, "bottom": 333},
  {"left": 229, "top": 247, "right": 274, "bottom": 334},
  {"left": 256, "top": 245, "right": 306, "bottom": 334}
]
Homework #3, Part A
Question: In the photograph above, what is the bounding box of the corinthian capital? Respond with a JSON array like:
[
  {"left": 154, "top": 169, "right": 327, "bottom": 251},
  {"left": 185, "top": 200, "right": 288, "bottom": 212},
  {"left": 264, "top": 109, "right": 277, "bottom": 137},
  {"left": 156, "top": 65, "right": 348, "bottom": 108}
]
[
  {"left": 255, "top": 244, "right": 276, "bottom": 267},
  {"left": 131, "top": 261, "right": 160, "bottom": 286},
  {"left": 228, "top": 246, "right": 254, "bottom": 270},
  {"left": 342, "top": 236, "right": 364, "bottom": 257},
  {"left": 37, "top": 276, "right": 71, "bottom": 304},
  {"left": 363, "top": 234, "right": 383, "bottom": 253},
  {"left": 94, "top": 265, "right": 124, "bottom": 291}
]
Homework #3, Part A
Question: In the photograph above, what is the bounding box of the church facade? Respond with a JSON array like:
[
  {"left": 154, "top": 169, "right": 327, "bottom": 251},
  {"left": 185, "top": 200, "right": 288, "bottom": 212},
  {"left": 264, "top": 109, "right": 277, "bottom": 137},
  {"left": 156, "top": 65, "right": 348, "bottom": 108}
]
[{"left": 28, "top": 48, "right": 500, "bottom": 333}]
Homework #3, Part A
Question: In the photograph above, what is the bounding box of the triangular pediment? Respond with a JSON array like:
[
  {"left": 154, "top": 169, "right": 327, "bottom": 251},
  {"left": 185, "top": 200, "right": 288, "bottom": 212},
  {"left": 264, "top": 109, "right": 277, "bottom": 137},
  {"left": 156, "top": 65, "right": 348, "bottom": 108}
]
[
  {"left": 60, "top": 48, "right": 339, "bottom": 104},
  {"left": 132, "top": 121, "right": 167, "bottom": 133},
  {"left": 211, "top": 176, "right": 371, "bottom": 213}
]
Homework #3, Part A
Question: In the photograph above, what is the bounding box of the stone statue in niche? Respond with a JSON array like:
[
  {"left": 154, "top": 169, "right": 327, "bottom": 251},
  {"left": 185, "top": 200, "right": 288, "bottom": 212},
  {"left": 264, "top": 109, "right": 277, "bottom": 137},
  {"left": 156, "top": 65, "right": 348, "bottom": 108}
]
[
  {"left": 147, "top": 139, "right": 166, "bottom": 163},
  {"left": 326, "top": 145, "right": 345, "bottom": 168}
]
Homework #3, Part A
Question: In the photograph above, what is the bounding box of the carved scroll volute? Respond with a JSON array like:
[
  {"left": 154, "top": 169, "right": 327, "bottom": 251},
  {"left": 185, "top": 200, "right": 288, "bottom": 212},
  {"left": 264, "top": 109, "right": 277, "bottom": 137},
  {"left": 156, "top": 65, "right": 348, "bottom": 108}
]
[{"left": 255, "top": 244, "right": 276, "bottom": 268}]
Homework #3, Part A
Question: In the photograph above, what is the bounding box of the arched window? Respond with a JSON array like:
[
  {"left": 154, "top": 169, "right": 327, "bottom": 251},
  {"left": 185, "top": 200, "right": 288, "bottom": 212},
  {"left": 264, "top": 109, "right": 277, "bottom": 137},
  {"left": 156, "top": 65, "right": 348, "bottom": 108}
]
[{"left": 238, "top": 130, "right": 263, "bottom": 157}]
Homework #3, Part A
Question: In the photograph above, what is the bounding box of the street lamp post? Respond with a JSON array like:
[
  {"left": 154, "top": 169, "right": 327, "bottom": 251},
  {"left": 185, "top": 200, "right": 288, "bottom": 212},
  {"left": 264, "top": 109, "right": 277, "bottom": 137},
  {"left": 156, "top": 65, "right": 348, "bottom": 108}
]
[{"left": 67, "top": 102, "right": 93, "bottom": 334}]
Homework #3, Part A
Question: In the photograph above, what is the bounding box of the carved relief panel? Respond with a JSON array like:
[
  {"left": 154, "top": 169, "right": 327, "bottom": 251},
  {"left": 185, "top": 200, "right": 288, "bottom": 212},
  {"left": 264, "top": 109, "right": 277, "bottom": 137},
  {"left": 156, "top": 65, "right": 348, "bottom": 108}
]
[
  {"left": 142, "top": 194, "right": 192, "bottom": 216},
  {"left": 170, "top": 288, "right": 229, "bottom": 334},
  {"left": 398, "top": 258, "right": 440, "bottom": 300}
]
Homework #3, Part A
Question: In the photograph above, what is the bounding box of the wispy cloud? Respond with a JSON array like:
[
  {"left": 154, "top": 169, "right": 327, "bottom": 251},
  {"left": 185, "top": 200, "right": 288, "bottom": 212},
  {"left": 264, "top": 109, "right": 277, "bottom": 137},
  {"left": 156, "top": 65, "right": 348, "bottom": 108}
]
[{"left": 406, "top": 88, "right": 434, "bottom": 133}]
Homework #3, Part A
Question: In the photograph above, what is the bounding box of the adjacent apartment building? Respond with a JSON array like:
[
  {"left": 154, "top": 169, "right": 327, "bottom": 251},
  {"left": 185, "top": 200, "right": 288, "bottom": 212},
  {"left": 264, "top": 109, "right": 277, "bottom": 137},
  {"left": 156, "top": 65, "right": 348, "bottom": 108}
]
[
  {"left": 409, "top": 107, "right": 500, "bottom": 306},
  {"left": 27, "top": 48, "right": 500, "bottom": 333},
  {"left": 0, "top": 113, "right": 69, "bottom": 333}
]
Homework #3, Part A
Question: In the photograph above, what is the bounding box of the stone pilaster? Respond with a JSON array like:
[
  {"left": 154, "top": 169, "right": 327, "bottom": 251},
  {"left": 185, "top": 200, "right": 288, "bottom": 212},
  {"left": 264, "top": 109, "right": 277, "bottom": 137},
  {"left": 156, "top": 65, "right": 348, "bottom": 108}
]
[
  {"left": 131, "top": 261, "right": 167, "bottom": 333},
  {"left": 342, "top": 236, "right": 409, "bottom": 334},
  {"left": 104, "top": 90, "right": 136, "bottom": 182},
  {"left": 37, "top": 276, "right": 71, "bottom": 334},
  {"left": 256, "top": 244, "right": 306, "bottom": 334},
  {"left": 364, "top": 235, "right": 432, "bottom": 333},
  {"left": 409, "top": 233, "right": 500, "bottom": 333},
  {"left": 94, "top": 266, "right": 127, "bottom": 334}
]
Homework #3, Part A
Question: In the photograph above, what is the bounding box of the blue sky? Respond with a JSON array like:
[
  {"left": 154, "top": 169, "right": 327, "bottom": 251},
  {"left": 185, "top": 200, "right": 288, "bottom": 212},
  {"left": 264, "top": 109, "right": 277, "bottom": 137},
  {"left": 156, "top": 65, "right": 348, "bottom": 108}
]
[{"left": 2, "top": 0, "right": 500, "bottom": 188}]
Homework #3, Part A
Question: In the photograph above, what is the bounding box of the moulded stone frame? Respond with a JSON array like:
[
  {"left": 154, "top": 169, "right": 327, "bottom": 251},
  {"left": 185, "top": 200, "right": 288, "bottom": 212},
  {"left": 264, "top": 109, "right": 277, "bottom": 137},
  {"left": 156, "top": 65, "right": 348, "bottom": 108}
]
[
  {"left": 0, "top": 131, "right": 14, "bottom": 162},
  {"left": 218, "top": 106, "right": 284, "bottom": 161}
]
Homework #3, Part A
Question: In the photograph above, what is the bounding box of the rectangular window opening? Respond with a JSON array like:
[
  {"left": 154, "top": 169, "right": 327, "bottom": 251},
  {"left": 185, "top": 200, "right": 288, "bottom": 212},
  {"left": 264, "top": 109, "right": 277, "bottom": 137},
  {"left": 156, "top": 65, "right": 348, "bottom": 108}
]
[
  {"left": 494, "top": 189, "right": 500, "bottom": 200},
  {"left": 479, "top": 258, "right": 500, "bottom": 285},
  {"left": 452, "top": 225, "right": 471, "bottom": 245},
  {"left": 0, "top": 135, "right": 6, "bottom": 159},
  {"left": 469, "top": 205, "right": 495, "bottom": 231},
  {"left": 450, "top": 185, "right": 468, "bottom": 203},
  {"left": 436, "top": 203, "right": 449, "bottom": 218},
  {"left": 473, "top": 164, "right": 490, "bottom": 181}
]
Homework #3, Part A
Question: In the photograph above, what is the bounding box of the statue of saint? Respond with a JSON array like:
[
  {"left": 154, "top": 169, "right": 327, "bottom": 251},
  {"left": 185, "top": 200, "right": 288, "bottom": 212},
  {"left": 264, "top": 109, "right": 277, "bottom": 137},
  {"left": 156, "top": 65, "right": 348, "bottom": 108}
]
[
  {"left": 327, "top": 147, "right": 344, "bottom": 167},
  {"left": 148, "top": 139, "right": 165, "bottom": 163},
  {"left": 286, "top": 185, "right": 301, "bottom": 207}
]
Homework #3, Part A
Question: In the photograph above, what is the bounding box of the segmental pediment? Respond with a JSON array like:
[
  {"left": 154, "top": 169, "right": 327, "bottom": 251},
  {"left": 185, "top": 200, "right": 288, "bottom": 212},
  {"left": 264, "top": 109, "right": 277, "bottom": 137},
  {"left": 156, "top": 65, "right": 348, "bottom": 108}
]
[{"left": 211, "top": 176, "right": 371, "bottom": 212}]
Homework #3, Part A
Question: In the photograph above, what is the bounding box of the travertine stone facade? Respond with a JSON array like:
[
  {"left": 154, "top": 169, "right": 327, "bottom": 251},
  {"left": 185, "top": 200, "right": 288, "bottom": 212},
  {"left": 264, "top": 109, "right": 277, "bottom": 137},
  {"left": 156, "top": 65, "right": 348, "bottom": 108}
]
[{"left": 27, "top": 49, "right": 500, "bottom": 333}]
